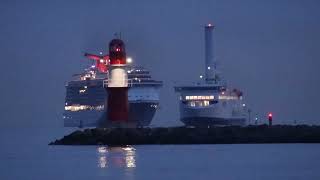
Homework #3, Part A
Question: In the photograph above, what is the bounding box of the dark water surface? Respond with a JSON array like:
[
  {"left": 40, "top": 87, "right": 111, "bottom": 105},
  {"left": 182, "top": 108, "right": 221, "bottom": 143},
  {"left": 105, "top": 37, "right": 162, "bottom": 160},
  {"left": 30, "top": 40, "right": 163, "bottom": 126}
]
[{"left": 1, "top": 128, "right": 320, "bottom": 180}]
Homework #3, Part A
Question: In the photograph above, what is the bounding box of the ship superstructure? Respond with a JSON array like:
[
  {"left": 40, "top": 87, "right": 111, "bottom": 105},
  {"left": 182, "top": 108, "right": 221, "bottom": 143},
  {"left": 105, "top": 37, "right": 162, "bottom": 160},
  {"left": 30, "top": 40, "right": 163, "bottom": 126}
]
[
  {"left": 63, "top": 54, "right": 162, "bottom": 127},
  {"left": 175, "top": 24, "right": 247, "bottom": 127}
]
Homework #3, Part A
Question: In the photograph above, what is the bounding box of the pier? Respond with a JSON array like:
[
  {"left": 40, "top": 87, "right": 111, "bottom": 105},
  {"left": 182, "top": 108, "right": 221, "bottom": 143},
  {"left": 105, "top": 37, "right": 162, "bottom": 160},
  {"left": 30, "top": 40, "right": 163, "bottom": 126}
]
[{"left": 50, "top": 125, "right": 320, "bottom": 145}]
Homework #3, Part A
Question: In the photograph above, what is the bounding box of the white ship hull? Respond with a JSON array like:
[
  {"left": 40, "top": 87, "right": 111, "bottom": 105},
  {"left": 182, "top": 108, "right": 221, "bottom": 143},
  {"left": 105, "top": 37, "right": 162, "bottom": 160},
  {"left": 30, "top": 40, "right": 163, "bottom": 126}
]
[
  {"left": 64, "top": 101, "right": 159, "bottom": 127},
  {"left": 180, "top": 104, "right": 246, "bottom": 127},
  {"left": 63, "top": 66, "right": 162, "bottom": 128}
]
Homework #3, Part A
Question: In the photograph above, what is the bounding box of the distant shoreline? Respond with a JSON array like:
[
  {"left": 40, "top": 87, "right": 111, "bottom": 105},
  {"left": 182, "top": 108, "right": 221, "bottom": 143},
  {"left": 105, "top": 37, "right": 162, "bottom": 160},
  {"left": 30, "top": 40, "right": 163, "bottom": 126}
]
[{"left": 49, "top": 125, "right": 320, "bottom": 145}]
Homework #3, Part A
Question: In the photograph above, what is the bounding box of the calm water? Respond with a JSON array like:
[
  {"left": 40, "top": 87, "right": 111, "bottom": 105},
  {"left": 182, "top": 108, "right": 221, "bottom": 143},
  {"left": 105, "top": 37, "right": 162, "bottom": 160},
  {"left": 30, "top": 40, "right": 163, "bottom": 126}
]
[{"left": 1, "top": 128, "right": 320, "bottom": 180}]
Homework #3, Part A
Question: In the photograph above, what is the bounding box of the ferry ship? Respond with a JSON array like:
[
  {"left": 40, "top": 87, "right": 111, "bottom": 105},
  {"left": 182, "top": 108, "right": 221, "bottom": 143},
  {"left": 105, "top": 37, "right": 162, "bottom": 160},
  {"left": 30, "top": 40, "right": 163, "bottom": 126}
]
[
  {"left": 63, "top": 59, "right": 162, "bottom": 127},
  {"left": 174, "top": 24, "right": 247, "bottom": 127}
]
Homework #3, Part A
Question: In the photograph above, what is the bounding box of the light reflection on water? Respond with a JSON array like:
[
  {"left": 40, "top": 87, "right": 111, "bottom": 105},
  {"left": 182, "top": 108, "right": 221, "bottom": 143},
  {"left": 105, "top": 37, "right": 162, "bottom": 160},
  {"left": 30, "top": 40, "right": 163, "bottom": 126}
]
[{"left": 97, "top": 146, "right": 136, "bottom": 169}]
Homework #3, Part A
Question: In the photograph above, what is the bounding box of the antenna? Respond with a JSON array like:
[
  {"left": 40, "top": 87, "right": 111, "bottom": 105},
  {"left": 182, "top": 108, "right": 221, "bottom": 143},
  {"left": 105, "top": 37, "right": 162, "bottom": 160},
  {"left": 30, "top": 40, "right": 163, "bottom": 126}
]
[{"left": 113, "top": 32, "right": 122, "bottom": 39}]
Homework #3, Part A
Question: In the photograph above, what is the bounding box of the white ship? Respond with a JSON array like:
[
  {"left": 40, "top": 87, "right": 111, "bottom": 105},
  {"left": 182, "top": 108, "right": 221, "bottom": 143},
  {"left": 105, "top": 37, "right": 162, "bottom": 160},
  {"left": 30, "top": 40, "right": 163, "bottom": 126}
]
[
  {"left": 63, "top": 59, "right": 162, "bottom": 127},
  {"left": 174, "top": 24, "right": 247, "bottom": 127}
]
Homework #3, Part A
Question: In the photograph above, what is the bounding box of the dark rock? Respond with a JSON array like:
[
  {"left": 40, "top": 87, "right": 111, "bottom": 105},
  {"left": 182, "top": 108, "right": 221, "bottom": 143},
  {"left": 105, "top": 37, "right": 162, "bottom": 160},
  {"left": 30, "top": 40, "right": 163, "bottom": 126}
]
[{"left": 49, "top": 125, "right": 320, "bottom": 145}]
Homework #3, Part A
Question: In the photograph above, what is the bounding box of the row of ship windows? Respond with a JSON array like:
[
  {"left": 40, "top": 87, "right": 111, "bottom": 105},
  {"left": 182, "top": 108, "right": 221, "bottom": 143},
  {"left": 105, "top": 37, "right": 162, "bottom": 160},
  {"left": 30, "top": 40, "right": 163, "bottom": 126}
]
[
  {"left": 183, "top": 95, "right": 238, "bottom": 100},
  {"left": 66, "top": 95, "right": 155, "bottom": 101},
  {"left": 188, "top": 100, "right": 210, "bottom": 107},
  {"left": 73, "top": 90, "right": 154, "bottom": 99},
  {"left": 78, "top": 89, "right": 105, "bottom": 94},
  {"left": 65, "top": 105, "right": 104, "bottom": 112},
  {"left": 218, "top": 95, "right": 238, "bottom": 100},
  {"left": 65, "top": 104, "right": 159, "bottom": 112},
  {"left": 67, "top": 91, "right": 105, "bottom": 95},
  {"left": 66, "top": 97, "right": 104, "bottom": 100},
  {"left": 67, "top": 87, "right": 102, "bottom": 90},
  {"left": 185, "top": 96, "right": 214, "bottom": 100}
]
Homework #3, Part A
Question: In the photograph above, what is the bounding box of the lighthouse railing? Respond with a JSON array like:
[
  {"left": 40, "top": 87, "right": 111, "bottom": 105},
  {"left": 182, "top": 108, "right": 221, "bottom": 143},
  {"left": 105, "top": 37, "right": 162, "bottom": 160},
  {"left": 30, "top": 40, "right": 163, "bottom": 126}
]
[{"left": 103, "top": 79, "right": 133, "bottom": 88}]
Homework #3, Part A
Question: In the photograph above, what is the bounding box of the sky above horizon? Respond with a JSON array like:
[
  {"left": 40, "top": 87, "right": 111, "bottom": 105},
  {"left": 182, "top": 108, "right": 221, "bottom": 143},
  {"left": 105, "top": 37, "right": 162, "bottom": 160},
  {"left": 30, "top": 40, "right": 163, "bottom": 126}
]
[{"left": 1, "top": 0, "right": 320, "bottom": 128}]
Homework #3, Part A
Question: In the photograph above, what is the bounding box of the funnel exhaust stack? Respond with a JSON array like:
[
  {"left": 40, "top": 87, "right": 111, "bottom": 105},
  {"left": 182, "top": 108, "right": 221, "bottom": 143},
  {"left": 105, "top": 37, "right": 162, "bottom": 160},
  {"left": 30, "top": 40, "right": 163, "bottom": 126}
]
[{"left": 204, "top": 24, "right": 216, "bottom": 84}]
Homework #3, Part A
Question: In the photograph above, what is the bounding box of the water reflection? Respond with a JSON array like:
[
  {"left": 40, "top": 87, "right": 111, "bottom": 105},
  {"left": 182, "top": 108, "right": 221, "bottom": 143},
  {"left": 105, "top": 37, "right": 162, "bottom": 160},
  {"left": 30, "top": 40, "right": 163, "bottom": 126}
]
[
  {"left": 123, "top": 146, "right": 136, "bottom": 168},
  {"left": 99, "top": 156, "right": 107, "bottom": 168},
  {"left": 97, "top": 147, "right": 108, "bottom": 168},
  {"left": 97, "top": 146, "right": 136, "bottom": 169}
]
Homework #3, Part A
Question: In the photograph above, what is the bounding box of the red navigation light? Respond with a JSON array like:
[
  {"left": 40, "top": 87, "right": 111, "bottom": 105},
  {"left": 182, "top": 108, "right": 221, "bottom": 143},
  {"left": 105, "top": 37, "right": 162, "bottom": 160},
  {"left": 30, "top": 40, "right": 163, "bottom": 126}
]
[{"left": 268, "top": 113, "right": 273, "bottom": 126}]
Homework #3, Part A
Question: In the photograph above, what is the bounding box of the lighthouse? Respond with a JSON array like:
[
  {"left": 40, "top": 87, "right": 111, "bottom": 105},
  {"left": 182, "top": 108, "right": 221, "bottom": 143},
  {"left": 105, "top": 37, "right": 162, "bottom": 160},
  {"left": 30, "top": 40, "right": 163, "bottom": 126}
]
[{"left": 103, "top": 39, "right": 129, "bottom": 127}]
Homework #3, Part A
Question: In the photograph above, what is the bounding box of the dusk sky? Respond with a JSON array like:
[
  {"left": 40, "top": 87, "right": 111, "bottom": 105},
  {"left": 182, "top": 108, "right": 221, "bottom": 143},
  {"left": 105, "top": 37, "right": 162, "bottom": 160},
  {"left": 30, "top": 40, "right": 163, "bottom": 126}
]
[{"left": 1, "top": 0, "right": 320, "bottom": 129}]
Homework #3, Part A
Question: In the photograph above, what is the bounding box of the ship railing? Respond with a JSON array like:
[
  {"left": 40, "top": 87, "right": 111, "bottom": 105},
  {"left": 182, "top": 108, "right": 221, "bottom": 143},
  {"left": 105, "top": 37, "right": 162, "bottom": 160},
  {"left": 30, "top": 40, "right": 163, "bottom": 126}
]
[
  {"left": 103, "top": 79, "right": 163, "bottom": 88},
  {"left": 131, "top": 80, "right": 163, "bottom": 85}
]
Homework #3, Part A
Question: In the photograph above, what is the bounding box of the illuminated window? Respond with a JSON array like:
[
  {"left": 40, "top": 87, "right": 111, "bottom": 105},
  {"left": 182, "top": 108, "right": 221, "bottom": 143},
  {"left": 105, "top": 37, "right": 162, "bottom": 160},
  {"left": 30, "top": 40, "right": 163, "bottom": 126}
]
[
  {"left": 219, "top": 95, "right": 237, "bottom": 100},
  {"left": 190, "top": 101, "right": 195, "bottom": 107}
]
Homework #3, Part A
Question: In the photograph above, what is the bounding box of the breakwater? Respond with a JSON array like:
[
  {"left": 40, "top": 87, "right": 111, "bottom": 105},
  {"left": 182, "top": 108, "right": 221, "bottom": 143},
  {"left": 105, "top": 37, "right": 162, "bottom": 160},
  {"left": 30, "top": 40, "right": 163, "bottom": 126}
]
[{"left": 50, "top": 125, "right": 320, "bottom": 145}]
